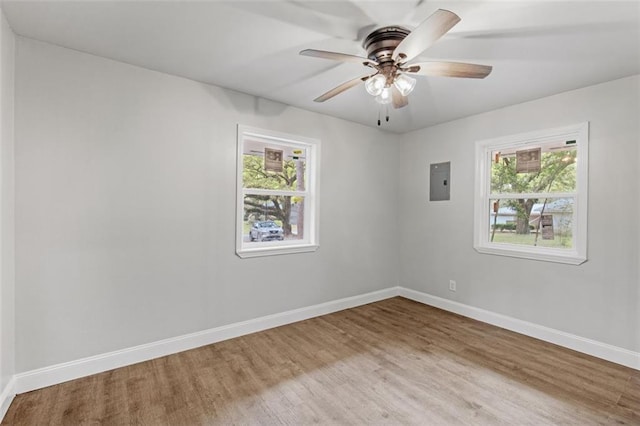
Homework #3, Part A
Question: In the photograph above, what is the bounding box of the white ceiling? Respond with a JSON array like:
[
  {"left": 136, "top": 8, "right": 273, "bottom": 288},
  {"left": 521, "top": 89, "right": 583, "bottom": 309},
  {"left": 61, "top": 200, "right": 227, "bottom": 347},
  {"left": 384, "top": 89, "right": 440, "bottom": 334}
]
[{"left": 2, "top": 0, "right": 639, "bottom": 133}]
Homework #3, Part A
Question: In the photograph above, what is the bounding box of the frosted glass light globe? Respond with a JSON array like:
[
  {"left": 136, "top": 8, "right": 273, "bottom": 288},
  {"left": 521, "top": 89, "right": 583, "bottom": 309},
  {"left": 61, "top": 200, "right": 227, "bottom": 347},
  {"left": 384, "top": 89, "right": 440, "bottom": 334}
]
[
  {"left": 365, "top": 74, "right": 386, "bottom": 96},
  {"left": 394, "top": 73, "right": 417, "bottom": 96},
  {"left": 375, "top": 87, "right": 392, "bottom": 104}
]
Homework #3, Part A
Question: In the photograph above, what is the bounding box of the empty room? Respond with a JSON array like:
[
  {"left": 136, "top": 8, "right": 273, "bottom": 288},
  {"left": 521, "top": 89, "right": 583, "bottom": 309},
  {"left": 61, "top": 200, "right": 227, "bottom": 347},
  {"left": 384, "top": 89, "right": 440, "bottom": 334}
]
[{"left": 0, "top": 0, "right": 638, "bottom": 424}]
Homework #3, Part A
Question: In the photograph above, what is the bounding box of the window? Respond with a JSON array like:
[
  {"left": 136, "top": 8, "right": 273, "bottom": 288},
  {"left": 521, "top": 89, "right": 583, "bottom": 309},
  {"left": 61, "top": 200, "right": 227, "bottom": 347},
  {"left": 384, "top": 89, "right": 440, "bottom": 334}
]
[
  {"left": 474, "top": 123, "right": 588, "bottom": 265},
  {"left": 236, "top": 125, "right": 319, "bottom": 258}
]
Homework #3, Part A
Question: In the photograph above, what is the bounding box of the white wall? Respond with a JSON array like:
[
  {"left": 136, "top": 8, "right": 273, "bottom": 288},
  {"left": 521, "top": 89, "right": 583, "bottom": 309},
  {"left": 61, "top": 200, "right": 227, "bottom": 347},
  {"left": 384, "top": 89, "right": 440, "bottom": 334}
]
[
  {"left": 399, "top": 75, "right": 640, "bottom": 352},
  {"left": 0, "top": 7, "right": 15, "bottom": 399},
  {"left": 11, "top": 34, "right": 639, "bottom": 377},
  {"left": 14, "top": 38, "right": 399, "bottom": 372}
]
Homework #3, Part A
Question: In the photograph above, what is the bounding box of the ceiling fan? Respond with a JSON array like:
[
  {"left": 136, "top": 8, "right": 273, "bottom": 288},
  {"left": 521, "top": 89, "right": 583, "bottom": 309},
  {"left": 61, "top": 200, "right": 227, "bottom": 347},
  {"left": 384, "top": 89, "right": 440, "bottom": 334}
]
[{"left": 300, "top": 9, "right": 492, "bottom": 123}]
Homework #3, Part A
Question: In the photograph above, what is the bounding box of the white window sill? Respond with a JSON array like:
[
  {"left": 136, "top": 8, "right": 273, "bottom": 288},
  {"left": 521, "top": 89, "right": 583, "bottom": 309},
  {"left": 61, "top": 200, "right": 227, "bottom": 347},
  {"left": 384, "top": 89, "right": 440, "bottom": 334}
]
[
  {"left": 237, "top": 243, "right": 319, "bottom": 258},
  {"left": 474, "top": 244, "right": 586, "bottom": 265}
]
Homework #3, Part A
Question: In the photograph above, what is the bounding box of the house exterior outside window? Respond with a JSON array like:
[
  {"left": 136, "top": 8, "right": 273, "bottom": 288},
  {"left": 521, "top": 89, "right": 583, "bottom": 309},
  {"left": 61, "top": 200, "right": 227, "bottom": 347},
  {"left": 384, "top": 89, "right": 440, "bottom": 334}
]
[{"left": 474, "top": 123, "right": 589, "bottom": 265}]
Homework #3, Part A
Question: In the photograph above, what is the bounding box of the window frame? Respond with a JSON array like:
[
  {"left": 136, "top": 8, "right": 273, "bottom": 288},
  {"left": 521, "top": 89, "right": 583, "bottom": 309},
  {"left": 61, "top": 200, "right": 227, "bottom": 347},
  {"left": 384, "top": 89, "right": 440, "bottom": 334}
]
[
  {"left": 473, "top": 122, "right": 589, "bottom": 265},
  {"left": 236, "top": 125, "right": 320, "bottom": 258}
]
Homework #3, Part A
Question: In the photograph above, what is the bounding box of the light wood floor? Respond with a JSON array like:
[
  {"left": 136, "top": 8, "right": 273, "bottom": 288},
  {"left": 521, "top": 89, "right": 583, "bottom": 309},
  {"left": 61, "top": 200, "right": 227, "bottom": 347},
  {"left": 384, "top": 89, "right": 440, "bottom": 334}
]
[{"left": 4, "top": 297, "right": 639, "bottom": 425}]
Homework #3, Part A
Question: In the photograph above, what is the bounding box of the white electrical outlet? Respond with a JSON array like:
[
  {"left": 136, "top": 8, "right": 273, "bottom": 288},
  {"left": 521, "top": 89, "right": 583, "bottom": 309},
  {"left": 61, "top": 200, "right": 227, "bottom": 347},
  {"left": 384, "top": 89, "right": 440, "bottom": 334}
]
[{"left": 449, "top": 280, "right": 457, "bottom": 292}]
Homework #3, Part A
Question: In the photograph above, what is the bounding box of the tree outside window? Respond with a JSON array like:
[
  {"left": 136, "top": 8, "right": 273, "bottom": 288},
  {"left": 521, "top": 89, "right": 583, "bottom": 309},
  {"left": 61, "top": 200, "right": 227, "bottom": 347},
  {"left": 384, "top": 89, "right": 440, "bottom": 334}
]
[
  {"left": 490, "top": 146, "right": 576, "bottom": 246},
  {"left": 474, "top": 123, "right": 588, "bottom": 265},
  {"left": 236, "top": 126, "right": 319, "bottom": 258}
]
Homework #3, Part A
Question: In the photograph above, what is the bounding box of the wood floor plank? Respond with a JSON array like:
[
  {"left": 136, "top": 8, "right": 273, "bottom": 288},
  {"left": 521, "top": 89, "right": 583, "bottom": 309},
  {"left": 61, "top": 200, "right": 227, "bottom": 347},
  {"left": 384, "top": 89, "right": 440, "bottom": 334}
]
[{"left": 4, "top": 297, "right": 638, "bottom": 425}]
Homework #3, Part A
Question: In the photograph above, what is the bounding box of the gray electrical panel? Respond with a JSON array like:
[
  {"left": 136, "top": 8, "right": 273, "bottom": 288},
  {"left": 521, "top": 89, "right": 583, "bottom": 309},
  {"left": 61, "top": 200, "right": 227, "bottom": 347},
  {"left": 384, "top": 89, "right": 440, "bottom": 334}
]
[{"left": 430, "top": 162, "right": 450, "bottom": 201}]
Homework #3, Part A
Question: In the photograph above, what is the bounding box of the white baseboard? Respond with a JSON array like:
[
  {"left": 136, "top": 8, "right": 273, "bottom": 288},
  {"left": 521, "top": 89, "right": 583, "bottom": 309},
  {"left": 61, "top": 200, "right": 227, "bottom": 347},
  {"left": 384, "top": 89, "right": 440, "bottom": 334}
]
[
  {"left": 9, "top": 285, "right": 639, "bottom": 402},
  {"left": 398, "top": 287, "right": 640, "bottom": 371},
  {"left": 14, "top": 287, "right": 400, "bottom": 394},
  {"left": 0, "top": 377, "right": 15, "bottom": 421}
]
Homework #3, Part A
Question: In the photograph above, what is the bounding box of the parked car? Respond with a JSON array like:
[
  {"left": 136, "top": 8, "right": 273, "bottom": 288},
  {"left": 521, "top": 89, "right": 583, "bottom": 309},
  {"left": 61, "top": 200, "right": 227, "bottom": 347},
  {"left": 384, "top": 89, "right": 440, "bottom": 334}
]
[{"left": 249, "top": 221, "right": 284, "bottom": 242}]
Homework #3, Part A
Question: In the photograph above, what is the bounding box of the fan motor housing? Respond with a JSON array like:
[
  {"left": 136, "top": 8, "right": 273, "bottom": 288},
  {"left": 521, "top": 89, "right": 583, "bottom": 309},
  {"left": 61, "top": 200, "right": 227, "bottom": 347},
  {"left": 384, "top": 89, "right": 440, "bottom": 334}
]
[{"left": 362, "top": 26, "right": 410, "bottom": 64}]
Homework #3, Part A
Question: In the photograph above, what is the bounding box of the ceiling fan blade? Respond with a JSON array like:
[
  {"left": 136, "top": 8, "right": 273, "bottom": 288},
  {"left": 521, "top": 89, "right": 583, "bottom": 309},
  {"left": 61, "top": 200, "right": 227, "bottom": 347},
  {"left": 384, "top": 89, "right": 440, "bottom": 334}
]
[
  {"left": 405, "top": 61, "right": 492, "bottom": 78},
  {"left": 392, "top": 9, "right": 461, "bottom": 63},
  {"left": 300, "top": 49, "right": 378, "bottom": 67},
  {"left": 391, "top": 86, "right": 409, "bottom": 109},
  {"left": 314, "top": 75, "right": 370, "bottom": 102}
]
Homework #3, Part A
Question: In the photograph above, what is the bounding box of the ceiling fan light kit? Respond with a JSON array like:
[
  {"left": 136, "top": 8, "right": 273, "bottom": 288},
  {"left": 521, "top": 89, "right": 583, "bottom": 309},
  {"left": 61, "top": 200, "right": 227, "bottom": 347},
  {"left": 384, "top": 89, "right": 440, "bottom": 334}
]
[
  {"left": 364, "top": 74, "right": 386, "bottom": 96},
  {"left": 300, "top": 9, "right": 493, "bottom": 125},
  {"left": 375, "top": 87, "right": 392, "bottom": 105},
  {"left": 394, "top": 74, "right": 417, "bottom": 96}
]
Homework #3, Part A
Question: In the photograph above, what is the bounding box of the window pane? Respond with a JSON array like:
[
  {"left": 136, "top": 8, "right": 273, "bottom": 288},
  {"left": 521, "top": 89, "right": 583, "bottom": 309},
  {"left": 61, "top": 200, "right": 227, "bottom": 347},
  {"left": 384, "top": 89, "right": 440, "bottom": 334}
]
[
  {"left": 491, "top": 140, "right": 576, "bottom": 194},
  {"left": 243, "top": 140, "right": 306, "bottom": 191},
  {"left": 488, "top": 198, "right": 574, "bottom": 248},
  {"left": 243, "top": 195, "right": 306, "bottom": 243}
]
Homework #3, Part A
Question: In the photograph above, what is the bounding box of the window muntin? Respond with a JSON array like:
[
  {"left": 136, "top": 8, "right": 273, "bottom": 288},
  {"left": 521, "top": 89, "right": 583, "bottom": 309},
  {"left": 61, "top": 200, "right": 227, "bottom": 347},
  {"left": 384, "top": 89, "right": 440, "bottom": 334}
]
[
  {"left": 474, "top": 123, "right": 588, "bottom": 265},
  {"left": 236, "top": 126, "right": 319, "bottom": 258}
]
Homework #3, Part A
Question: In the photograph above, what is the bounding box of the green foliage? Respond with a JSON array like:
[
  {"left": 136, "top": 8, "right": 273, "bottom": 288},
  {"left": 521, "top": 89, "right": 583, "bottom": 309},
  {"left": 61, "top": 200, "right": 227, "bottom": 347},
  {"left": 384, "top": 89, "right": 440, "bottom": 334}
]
[
  {"left": 491, "top": 150, "right": 576, "bottom": 193},
  {"left": 491, "top": 223, "right": 535, "bottom": 232},
  {"left": 242, "top": 154, "right": 306, "bottom": 236},
  {"left": 244, "top": 194, "right": 291, "bottom": 220},
  {"left": 491, "top": 149, "right": 576, "bottom": 234},
  {"left": 243, "top": 154, "right": 301, "bottom": 190},
  {"left": 491, "top": 150, "right": 576, "bottom": 195},
  {"left": 491, "top": 232, "right": 572, "bottom": 248},
  {"left": 492, "top": 223, "right": 516, "bottom": 231}
]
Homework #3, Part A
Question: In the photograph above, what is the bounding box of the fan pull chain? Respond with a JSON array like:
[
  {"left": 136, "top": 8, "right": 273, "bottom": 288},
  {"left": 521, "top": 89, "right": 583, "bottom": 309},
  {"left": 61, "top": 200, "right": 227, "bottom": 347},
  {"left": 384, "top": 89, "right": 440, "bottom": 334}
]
[{"left": 377, "top": 104, "right": 391, "bottom": 126}]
